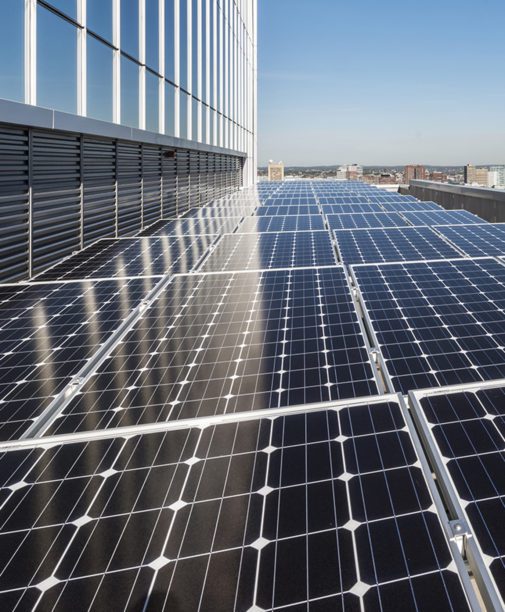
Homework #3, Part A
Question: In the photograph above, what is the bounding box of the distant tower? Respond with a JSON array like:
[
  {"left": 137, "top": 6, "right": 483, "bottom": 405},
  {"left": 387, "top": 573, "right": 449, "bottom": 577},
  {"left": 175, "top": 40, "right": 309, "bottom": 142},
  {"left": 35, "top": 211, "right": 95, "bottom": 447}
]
[
  {"left": 268, "top": 161, "right": 285, "bottom": 181},
  {"left": 404, "top": 165, "right": 427, "bottom": 184}
]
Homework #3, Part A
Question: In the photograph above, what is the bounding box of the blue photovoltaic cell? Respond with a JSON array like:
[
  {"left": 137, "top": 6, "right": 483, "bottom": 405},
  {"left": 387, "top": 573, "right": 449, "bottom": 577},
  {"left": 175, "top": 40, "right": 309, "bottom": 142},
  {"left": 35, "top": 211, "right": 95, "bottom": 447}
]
[
  {"left": 401, "top": 210, "right": 486, "bottom": 227},
  {"left": 326, "top": 212, "right": 410, "bottom": 230},
  {"left": 379, "top": 201, "right": 443, "bottom": 212},
  {"left": 416, "top": 385, "right": 505, "bottom": 606},
  {"left": 199, "top": 231, "right": 337, "bottom": 272},
  {"left": 354, "top": 257, "right": 505, "bottom": 393},
  {"left": 0, "top": 398, "right": 472, "bottom": 611},
  {"left": 256, "top": 205, "right": 320, "bottom": 216},
  {"left": 322, "top": 204, "right": 385, "bottom": 215},
  {"left": 334, "top": 227, "right": 463, "bottom": 265},
  {"left": 44, "top": 267, "right": 379, "bottom": 436},
  {"left": 35, "top": 236, "right": 216, "bottom": 281},
  {"left": 236, "top": 215, "right": 325, "bottom": 233},
  {"left": 435, "top": 224, "right": 505, "bottom": 257}
]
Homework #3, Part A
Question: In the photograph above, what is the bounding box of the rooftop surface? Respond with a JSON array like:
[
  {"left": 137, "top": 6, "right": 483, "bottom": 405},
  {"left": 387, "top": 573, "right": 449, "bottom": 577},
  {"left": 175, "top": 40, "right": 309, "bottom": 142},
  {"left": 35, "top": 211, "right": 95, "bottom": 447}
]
[{"left": 0, "top": 181, "right": 503, "bottom": 610}]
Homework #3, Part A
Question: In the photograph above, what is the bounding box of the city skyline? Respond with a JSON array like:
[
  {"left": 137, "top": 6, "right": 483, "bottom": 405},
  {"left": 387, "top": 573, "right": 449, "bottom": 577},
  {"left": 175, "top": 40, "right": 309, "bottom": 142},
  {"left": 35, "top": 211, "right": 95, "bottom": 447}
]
[{"left": 258, "top": 0, "right": 505, "bottom": 166}]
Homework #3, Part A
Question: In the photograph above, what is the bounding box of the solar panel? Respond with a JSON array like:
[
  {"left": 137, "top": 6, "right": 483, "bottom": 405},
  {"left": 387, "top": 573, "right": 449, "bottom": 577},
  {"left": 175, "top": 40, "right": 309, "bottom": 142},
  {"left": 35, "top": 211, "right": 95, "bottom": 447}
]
[
  {"left": 334, "top": 227, "right": 463, "bottom": 265},
  {"left": 0, "top": 396, "right": 475, "bottom": 610},
  {"left": 140, "top": 216, "right": 243, "bottom": 237},
  {"left": 0, "top": 278, "right": 152, "bottom": 441},
  {"left": 256, "top": 205, "right": 320, "bottom": 216},
  {"left": 326, "top": 212, "right": 411, "bottom": 230},
  {"left": 435, "top": 223, "right": 505, "bottom": 257},
  {"left": 411, "top": 382, "right": 505, "bottom": 609},
  {"left": 199, "top": 231, "right": 337, "bottom": 273},
  {"left": 322, "top": 204, "right": 385, "bottom": 214},
  {"left": 236, "top": 214, "right": 325, "bottom": 233},
  {"left": 43, "top": 267, "right": 379, "bottom": 436},
  {"left": 401, "top": 210, "right": 486, "bottom": 227},
  {"left": 35, "top": 236, "right": 216, "bottom": 281},
  {"left": 352, "top": 257, "right": 505, "bottom": 393},
  {"left": 379, "top": 201, "right": 443, "bottom": 212}
]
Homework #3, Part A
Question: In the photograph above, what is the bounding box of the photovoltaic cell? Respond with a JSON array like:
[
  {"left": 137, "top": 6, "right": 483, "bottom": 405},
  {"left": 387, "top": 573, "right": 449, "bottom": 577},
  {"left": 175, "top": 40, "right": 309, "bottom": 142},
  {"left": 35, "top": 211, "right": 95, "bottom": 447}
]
[
  {"left": 236, "top": 215, "right": 325, "bottom": 233},
  {"left": 0, "top": 398, "right": 472, "bottom": 610},
  {"left": 199, "top": 231, "right": 337, "bottom": 273},
  {"left": 139, "top": 216, "right": 242, "bottom": 237},
  {"left": 335, "top": 227, "right": 463, "bottom": 265},
  {"left": 435, "top": 223, "right": 505, "bottom": 257},
  {"left": 44, "top": 268, "right": 378, "bottom": 436},
  {"left": 256, "top": 205, "right": 320, "bottom": 216},
  {"left": 35, "top": 236, "right": 216, "bottom": 281},
  {"left": 400, "top": 210, "right": 486, "bottom": 227},
  {"left": 322, "top": 204, "right": 385, "bottom": 215},
  {"left": 379, "top": 201, "right": 442, "bottom": 212},
  {"left": 414, "top": 384, "right": 505, "bottom": 607},
  {"left": 326, "top": 212, "right": 410, "bottom": 230},
  {"left": 0, "top": 278, "right": 153, "bottom": 441},
  {"left": 353, "top": 257, "right": 505, "bottom": 393}
]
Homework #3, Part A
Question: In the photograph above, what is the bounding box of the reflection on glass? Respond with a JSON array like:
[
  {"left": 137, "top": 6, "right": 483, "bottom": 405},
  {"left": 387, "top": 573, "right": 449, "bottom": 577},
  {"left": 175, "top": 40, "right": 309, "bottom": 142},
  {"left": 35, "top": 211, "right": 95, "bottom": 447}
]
[
  {"left": 87, "top": 35, "right": 113, "bottom": 123},
  {"left": 165, "top": 0, "right": 175, "bottom": 83},
  {"left": 191, "top": 0, "right": 198, "bottom": 94},
  {"left": 121, "top": 56, "right": 139, "bottom": 127},
  {"left": 37, "top": 5, "right": 77, "bottom": 114},
  {"left": 0, "top": 0, "right": 24, "bottom": 102},
  {"left": 87, "top": 0, "right": 113, "bottom": 42},
  {"left": 179, "top": 0, "right": 188, "bottom": 89},
  {"left": 121, "top": 0, "right": 139, "bottom": 59},
  {"left": 44, "top": 0, "right": 77, "bottom": 20},
  {"left": 165, "top": 81, "right": 176, "bottom": 136},
  {"left": 192, "top": 97, "right": 199, "bottom": 141},
  {"left": 146, "top": 71, "right": 159, "bottom": 133},
  {"left": 202, "top": 105, "right": 207, "bottom": 144},
  {"left": 145, "top": 0, "right": 159, "bottom": 72},
  {"left": 180, "top": 91, "right": 188, "bottom": 139}
]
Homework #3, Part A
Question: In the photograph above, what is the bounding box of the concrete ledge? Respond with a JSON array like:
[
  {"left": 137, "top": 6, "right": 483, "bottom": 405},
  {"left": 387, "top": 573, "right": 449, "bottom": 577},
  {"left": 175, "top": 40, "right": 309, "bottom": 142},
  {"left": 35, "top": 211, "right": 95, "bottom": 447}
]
[
  {"left": 409, "top": 180, "right": 505, "bottom": 223},
  {"left": 0, "top": 98, "right": 246, "bottom": 158}
]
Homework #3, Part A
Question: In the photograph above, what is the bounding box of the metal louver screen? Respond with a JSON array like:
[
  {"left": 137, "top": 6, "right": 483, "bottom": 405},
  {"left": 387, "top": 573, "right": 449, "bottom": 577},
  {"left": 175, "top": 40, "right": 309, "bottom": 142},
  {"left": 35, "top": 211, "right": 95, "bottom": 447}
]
[
  {"left": 82, "top": 137, "right": 116, "bottom": 246},
  {"left": 176, "top": 150, "right": 190, "bottom": 216},
  {"left": 31, "top": 131, "right": 81, "bottom": 275},
  {"left": 0, "top": 125, "right": 29, "bottom": 282},
  {"left": 142, "top": 145, "right": 162, "bottom": 228},
  {"left": 161, "top": 150, "right": 177, "bottom": 219},
  {"left": 117, "top": 141, "right": 142, "bottom": 236}
]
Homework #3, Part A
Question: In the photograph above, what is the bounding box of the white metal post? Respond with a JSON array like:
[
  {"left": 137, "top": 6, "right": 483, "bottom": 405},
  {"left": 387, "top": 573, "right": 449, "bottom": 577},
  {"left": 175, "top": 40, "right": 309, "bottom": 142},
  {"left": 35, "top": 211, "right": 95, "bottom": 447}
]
[
  {"left": 77, "top": 0, "right": 86, "bottom": 116},
  {"left": 113, "top": 0, "right": 121, "bottom": 123},
  {"left": 139, "top": 0, "right": 146, "bottom": 130},
  {"left": 159, "top": 0, "right": 165, "bottom": 134},
  {"left": 24, "top": 0, "right": 37, "bottom": 106}
]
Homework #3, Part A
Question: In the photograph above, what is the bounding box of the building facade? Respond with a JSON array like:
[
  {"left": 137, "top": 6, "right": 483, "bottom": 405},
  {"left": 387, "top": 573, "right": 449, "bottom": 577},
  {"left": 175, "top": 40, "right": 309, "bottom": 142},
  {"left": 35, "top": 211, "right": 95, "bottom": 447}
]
[
  {"left": 464, "top": 163, "right": 488, "bottom": 186},
  {"left": 267, "top": 160, "right": 284, "bottom": 181},
  {"left": 404, "top": 164, "right": 427, "bottom": 184},
  {"left": 0, "top": 0, "right": 257, "bottom": 281}
]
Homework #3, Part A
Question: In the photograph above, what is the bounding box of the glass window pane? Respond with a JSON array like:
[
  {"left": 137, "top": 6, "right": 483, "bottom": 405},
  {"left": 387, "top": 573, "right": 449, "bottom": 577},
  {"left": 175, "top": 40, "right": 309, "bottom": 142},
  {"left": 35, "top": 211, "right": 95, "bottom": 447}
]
[
  {"left": 87, "top": 35, "right": 113, "bottom": 123},
  {"left": 146, "top": 71, "right": 159, "bottom": 133},
  {"left": 192, "top": 0, "right": 198, "bottom": 95},
  {"left": 180, "top": 91, "right": 188, "bottom": 139},
  {"left": 0, "top": 0, "right": 24, "bottom": 103},
  {"left": 165, "top": 0, "right": 175, "bottom": 83},
  {"left": 37, "top": 5, "right": 77, "bottom": 114},
  {"left": 87, "top": 0, "right": 113, "bottom": 42},
  {"left": 121, "top": 0, "right": 139, "bottom": 59},
  {"left": 179, "top": 0, "right": 188, "bottom": 90},
  {"left": 202, "top": 105, "right": 207, "bottom": 144},
  {"left": 165, "top": 82, "right": 175, "bottom": 136},
  {"left": 145, "top": 0, "right": 159, "bottom": 72},
  {"left": 192, "top": 97, "right": 198, "bottom": 141},
  {"left": 121, "top": 56, "right": 139, "bottom": 127},
  {"left": 45, "top": 1, "right": 77, "bottom": 20}
]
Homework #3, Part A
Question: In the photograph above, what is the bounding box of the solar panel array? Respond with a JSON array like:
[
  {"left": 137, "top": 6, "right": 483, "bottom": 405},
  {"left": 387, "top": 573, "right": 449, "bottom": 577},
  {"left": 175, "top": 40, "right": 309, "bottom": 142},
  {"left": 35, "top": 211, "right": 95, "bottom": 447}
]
[{"left": 1, "top": 180, "right": 501, "bottom": 608}]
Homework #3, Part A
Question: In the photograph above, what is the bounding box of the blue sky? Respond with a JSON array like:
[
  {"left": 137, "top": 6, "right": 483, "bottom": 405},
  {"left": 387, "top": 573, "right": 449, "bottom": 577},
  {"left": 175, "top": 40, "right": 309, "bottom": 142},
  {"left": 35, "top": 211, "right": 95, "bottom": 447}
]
[{"left": 258, "top": 0, "right": 505, "bottom": 166}]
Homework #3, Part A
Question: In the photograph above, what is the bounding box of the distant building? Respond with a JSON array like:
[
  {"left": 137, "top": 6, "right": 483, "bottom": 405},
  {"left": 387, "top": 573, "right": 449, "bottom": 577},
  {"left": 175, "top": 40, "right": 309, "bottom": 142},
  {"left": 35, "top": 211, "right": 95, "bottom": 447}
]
[
  {"left": 489, "top": 166, "right": 505, "bottom": 188},
  {"left": 429, "top": 171, "right": 448, "bottom": 183},
  {"left": 268, "top": 161, "right": 285, "bottom": 182},
  {"left": 337, "top": 164, "right": 363, "bottom": 180},
  {"left": 464, "top": 164, "right": 488, "bottom": 186},
  {"left": 404, "top": 165, "right": 427, "bottom": 184}
]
